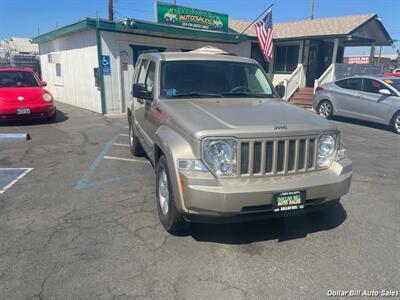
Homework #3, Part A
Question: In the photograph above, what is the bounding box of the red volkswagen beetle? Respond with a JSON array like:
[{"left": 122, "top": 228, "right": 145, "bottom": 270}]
[{"left": 0, "top": 68, "right": 56, "bottom": 122}]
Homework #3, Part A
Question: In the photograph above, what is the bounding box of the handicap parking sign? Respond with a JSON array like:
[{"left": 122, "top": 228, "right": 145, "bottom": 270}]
[{"left": 102, "top": 55, "right": 111, "bottom": 75}]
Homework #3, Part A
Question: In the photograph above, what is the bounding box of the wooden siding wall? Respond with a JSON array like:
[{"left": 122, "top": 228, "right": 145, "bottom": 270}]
[{"left": 39, "top": 29, "right": 101, "bottom": 113}]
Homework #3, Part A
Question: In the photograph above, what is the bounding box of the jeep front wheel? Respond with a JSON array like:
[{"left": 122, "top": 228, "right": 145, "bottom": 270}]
[{"left": 156, "top": 155, "right": 188, "bottom": 233}]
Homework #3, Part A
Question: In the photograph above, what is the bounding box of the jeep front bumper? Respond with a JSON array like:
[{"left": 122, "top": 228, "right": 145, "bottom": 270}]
[{"left": 177, "top": 158, "right": 352, "bottom": 217}]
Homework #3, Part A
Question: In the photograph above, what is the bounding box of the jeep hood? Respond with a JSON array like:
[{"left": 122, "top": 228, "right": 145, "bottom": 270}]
[{"left": 157, "top": 98, "right": 337, "bottom": 140}]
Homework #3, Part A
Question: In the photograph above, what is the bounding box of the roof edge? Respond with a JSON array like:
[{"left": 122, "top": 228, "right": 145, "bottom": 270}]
[
  {"left": 32, "top": 18, "right": 98, "bottom": 43},
  {"left": 32, "top": 17, "right": 248, "bottom": 44}
]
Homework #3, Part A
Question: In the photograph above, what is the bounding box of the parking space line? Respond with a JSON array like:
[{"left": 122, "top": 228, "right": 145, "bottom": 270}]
[
  {"left": 103, "top": 156, "right": 149, "bottom": 163},
  {"left": 113, "top": 143, "right": 130, "bottom": 147},
  {"left": 119, "top": 133, "right": 129, "bottom": 137},
  {"left": 0, "top": 168, "right": 33, "bottom": 194}
]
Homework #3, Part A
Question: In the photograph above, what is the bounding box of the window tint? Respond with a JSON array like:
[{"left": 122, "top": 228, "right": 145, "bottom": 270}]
[
  {"left": 160, "top": 61, "right": 274, "bottom": 98},
  {"left": 136, "top": 60, "right": 148, "bottom": 84},
  {"left": 383, "top": 79, "right": 400, "bottom": 92},
  {"left": 335, "top": 78, "right": 362, "bottom": 91},
  {"left": 0, "top": 71, "right": 40, "bottom": 88},
  {"left": 363, "top": 79, "right": 385, "bottom": 94},
  {"left": 145, "top": 62, "right": 155, "bottom": 93}
]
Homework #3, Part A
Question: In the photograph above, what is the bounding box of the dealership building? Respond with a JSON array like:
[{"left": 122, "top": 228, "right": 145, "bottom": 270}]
[{"left": 32, "top": 3, "right": 392, "bottom": 114}]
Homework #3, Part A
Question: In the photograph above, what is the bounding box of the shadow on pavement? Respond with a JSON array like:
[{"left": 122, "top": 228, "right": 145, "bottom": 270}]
[
  {"left": 188, "top": 200, "right": 347, "bottom": 244},
  {"left": 0, "top": 109, "right": 69, "bottom": 126},
  {"left": 332, "top": 116, "right": 393, "bottom": 133}
]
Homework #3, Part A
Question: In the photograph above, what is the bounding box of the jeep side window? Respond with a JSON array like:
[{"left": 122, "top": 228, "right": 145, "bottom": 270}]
[
  {"left": 136, "top": 59, "right": 149, "bottom": 84},
  {"left": 145, "top": 61, "right": 155, "bottom": 93}
]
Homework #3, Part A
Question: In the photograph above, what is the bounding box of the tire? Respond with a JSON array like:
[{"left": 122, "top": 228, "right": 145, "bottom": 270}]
[
  {"left": 128, "top": 117, "right": 145, "bottom": 157},
  {"left": 391, "top": 111, "right": 400, "bottom": 134},
  {"left": 156, "top": 155, "right": 188, "bottom": 233},
  {"left": 47, "top": 110, "right": 57, "bottom": 123},
  {"left": 317, "top": 100, "right": 333, "bottom": 119}
]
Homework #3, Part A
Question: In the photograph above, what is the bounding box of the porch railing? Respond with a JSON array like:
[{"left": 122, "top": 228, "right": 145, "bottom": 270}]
[
  {"left": 283, "top": 64, "right": 305, "bottom": 100},
  {"left": 314, "top": 63, "right": 335, "bottom": 91}
]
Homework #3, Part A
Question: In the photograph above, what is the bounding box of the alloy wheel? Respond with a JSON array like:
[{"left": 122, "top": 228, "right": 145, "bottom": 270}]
[
  {"left": 395, "top": 115, "right": 400, "bottom": 133},
  {"left": 318, "top": 102, "right": 332, "bottom": 118},
  {"left": 158, "top": 169, "right": 169, "bottom": 215}
]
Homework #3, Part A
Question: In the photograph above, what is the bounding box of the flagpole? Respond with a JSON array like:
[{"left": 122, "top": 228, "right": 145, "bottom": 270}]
[{"left": 236, "top": 4, "right": 273, "bottom": 38}]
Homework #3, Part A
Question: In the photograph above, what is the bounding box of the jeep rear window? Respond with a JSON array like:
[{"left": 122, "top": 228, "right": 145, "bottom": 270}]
[{"left": 160, "top": 60, "right": 275, "bottom": 98}]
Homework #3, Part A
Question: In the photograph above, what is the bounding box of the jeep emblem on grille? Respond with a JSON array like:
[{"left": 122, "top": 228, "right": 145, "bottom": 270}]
[{"left": 274, "top": 124, "right": 288, "bottom": 130}]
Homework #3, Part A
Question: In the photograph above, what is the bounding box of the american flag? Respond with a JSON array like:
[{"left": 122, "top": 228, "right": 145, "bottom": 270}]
[{"left": 254, "top": 8, "right": 273, "bottom": 62}]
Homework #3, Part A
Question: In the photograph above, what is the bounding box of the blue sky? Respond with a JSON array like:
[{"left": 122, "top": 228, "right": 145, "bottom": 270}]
[{"left": 1, "top": 0, "right": 399, "bottom": 55}]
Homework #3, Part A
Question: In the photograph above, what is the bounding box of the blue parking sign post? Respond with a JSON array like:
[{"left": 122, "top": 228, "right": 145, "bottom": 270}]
[{"left": 102, "top": 55, "right": 111, "bottom": 75}]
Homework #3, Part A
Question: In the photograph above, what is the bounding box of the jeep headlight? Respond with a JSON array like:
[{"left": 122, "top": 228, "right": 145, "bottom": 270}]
[
  {"left": 203, "top": 139, "right": 237, "bottom": 176},
  {"left": 317, "top": 134, "right": 337, "bottom": 168}
]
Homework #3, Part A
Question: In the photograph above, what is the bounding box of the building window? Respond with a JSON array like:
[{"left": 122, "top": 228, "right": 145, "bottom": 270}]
[
  {"left": 274, "top": 45, "right": 299, "bottom": 73},
  {"left": 55, "top": 63, "right": 61, "bottom": 77},
  {"left": 251, "top": 43, "right": 269, "bottom": 72},
  {"left": 54, "top": 62, "right": 63, "bottom": 86}
]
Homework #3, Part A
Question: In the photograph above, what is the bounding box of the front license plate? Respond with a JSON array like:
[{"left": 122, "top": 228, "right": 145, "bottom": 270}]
[
  {"left": 273, "top": 191, "right": 305, "bottom": 212},
  {"left": 17, "top": 108, "right": 31, "bottom": 115}
]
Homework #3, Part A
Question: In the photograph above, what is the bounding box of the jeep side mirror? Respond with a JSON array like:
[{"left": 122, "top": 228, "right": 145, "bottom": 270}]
[
  {"left": 379, "top": 89, "right": 391, "bottom": 96},
  {"left": 275, "top": 85, "right": 285, "bottom": 98},
  {"left": 42, "top": 81, "right": 47, "bottom": 87},
  {"left": 132, "top": 83, "right": 152, "bottom": 101}
]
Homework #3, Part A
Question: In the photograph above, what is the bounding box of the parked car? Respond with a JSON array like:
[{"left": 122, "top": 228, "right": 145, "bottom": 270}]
[
  {"left": 314, "top": 76, "right": 400, "bottom": 134},
  {"left": 384, "top": 68, "right": 400, "bottom": 77},
  {"left": 0, "top": 68, "right": 56, "bottom": 121},
  {"left": 127, "top": 50, "right": 352, "bottom": 233}
]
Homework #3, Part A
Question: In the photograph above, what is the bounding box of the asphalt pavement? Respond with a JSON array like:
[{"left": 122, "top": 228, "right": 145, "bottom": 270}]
[{"left": 0, "top": 102, "right": 399, "bottom": 299}]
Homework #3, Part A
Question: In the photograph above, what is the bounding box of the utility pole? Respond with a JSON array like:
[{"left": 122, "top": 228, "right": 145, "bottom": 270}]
[
  {"left": 108, "top": 0, "right": 114, "bottom": 21},
  {"left": 311, "top": 0, "right": 315, "bottom": 20}
]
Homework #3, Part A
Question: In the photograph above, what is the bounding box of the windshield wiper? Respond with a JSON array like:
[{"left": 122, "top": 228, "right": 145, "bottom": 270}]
[
  {"left": 221, "top": 92, "right": 273, "bottom": 98},
  {"left": 169, "top": 92, "right": 222, "bottom": 98}
]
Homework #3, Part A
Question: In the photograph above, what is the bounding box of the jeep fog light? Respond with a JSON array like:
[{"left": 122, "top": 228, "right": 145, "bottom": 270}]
[
  {"left": 336, "top": 142, "right": 347, "bottom": 161},
  {"left": 178, "top": 159, "right": 208, "bottom": 172},
  {"left": 202, "top": 139, "right": 237, "bottom": 176},
  {"left": 317, "top": 134, "right": 336, "bottom": 168}
]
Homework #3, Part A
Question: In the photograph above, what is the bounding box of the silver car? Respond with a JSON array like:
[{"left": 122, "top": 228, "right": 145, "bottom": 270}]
[{"left": 313, "top": 76, "right": 400, "bottom": 134}]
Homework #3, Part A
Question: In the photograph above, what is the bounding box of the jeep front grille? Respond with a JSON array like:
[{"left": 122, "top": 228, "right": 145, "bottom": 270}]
[{"left": 238, "top": 137, "right": 318, "bottom": 177}]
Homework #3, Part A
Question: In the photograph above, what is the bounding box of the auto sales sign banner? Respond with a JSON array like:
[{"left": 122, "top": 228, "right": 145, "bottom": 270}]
[{"left": 156, "top": 2, "right": 229, "bottom": 32}]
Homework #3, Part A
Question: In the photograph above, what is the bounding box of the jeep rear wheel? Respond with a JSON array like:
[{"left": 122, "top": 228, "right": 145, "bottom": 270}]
[
  {"left": 156, "top": 155, "right": 188, "bottom": 233},
  {"left": 128, "top": 118, "right": 145, "bottom": 156}
]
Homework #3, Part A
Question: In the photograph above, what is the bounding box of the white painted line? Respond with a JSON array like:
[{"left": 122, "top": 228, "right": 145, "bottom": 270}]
[
  {"left": 103, "top": 156, "right": 149, "bottom": 164},
  {"left": 0, "top": 168, "right": 33, "bottom": 194},
  {"left": 113, "top": 143, "right": 130, "bottom": 147},
  {"left": 119, "top": 133, "right": 129, "bottom": 137},
  {"left": 124, "top": 126, "right": 129, "bottom": 129}
]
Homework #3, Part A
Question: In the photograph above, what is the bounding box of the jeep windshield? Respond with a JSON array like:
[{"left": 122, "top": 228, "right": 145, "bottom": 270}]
[{"left": 160, "top": 60, "right": 276, "bottom": 99}]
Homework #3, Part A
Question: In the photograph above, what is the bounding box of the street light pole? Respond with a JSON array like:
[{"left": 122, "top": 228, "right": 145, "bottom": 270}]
[
  {"left": 311, "top": 0, "right": 315, "bottom": 20},
  {"left": 108, "top": 0, "right": 114, "bottom": 21}
]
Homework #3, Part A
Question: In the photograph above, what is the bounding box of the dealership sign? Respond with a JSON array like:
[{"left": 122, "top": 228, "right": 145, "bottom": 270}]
[
  {"left": 156, "top": 2, "right": 229, "bottom": 32},
  {"left": 344, "top": 56, "right": 371, "bottom": 65}
]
